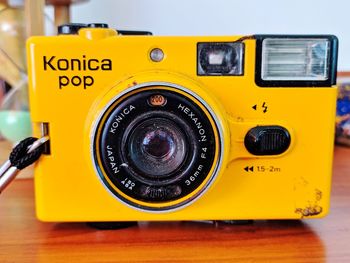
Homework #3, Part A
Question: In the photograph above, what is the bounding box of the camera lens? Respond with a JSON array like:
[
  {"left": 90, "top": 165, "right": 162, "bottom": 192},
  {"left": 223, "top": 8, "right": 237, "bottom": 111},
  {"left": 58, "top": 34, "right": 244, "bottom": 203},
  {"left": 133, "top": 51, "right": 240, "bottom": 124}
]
[
  {"left": 127, "top": 117, "right": 187, "bottom": 177},
  {"left": 94, "top": 88, "right": 220, "bottom": 210}
]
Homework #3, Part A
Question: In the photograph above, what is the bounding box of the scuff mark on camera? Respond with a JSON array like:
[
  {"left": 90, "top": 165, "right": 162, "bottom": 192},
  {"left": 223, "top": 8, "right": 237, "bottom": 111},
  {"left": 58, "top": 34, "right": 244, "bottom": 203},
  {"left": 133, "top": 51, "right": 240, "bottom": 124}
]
[
  {"left": 295, "top": 189, "right": 323, "bottom": 218},
  {"left": 127, "top": 81, "right": 138, "bottom": 88},
  {"left": 295, "top": 205, "right": 323, "bottom": 218}
]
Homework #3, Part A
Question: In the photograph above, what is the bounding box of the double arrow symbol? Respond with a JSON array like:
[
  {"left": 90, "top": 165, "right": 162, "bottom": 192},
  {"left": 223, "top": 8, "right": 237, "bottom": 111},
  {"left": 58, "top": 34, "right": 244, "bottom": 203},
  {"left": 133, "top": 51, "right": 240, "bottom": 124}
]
[{"left": 244, "top": 166, "right": 254, "bottom": 172}]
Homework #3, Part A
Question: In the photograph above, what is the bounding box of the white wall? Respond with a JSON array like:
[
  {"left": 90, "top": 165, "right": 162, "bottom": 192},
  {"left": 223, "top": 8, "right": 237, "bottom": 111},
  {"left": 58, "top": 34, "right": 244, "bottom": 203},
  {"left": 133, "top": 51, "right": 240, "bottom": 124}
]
[{"left": 70, "top": 0, "right": 348, "bottom": 70}]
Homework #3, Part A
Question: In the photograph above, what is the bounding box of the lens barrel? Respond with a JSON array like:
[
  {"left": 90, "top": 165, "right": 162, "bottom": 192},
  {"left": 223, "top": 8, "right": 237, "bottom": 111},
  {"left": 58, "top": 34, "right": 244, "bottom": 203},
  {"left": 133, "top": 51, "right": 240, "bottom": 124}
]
[{"left": 94, "top": 87, "right": 219, "bottom": 210}]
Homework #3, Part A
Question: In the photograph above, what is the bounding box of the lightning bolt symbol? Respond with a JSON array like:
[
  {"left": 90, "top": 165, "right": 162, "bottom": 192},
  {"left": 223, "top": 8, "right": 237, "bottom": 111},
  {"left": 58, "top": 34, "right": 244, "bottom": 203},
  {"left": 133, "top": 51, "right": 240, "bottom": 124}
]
[{"left": 262, "top": 102, "right": 268, "bottom": 113}]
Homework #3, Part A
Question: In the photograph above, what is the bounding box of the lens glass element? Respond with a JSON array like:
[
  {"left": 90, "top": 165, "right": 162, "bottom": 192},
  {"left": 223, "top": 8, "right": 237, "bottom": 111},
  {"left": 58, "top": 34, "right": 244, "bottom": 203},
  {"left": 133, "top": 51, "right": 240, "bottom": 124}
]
[
  {"left": 127, "top": 117, "right": 187, "bottom": 177},
  {"left": 142, "top": 129, "right": 174, "bottom": 158}
]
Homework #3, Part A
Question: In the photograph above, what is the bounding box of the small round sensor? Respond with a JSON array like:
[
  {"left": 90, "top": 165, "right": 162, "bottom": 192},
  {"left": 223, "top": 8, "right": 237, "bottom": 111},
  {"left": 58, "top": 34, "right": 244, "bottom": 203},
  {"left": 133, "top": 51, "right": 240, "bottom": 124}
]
[{"left": 150, "top": 48, "right": 164, "bottom": 62}]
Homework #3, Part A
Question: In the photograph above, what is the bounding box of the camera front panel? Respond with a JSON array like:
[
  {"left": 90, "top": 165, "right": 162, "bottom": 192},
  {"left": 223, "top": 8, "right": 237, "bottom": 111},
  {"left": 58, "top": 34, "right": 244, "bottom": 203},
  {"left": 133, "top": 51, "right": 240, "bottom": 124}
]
[{"left": 27, "top": 29, "right": 337, "bottom": 221}]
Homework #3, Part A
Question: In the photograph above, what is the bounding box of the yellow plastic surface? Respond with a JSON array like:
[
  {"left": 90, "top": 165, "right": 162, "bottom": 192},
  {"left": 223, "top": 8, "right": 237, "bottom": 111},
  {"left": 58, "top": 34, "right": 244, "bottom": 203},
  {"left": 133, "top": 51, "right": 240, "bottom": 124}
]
[{"left": 27, "top": 29, "right": 337, "bottom": 221}]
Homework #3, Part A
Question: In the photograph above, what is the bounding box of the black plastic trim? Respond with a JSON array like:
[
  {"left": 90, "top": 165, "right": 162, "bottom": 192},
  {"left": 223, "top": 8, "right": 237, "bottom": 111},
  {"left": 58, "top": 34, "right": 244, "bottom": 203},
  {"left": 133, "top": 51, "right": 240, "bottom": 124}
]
[
  {"left": 117, "top": 30, "right": 152, "bottom": 35},
  {"left": 57, "top": 23, "right": 152, "bottom": 36},
  {"left": 254, "top": 34, "right": 338, "bottom": 87}
]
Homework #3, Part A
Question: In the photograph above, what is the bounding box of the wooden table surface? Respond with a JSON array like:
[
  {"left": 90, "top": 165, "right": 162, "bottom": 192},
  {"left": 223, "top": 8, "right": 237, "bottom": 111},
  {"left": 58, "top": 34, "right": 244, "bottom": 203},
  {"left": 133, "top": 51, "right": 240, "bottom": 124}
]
[{"left": 0, "top": 141, "right": 349, "bottom": 262}]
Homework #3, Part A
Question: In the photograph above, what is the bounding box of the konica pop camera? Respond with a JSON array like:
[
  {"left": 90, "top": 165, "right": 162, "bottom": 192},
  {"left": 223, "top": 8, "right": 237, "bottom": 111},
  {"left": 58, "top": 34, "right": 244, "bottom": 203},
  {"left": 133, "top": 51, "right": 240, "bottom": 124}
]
[{"left": 26, "top": 23, "right": 338, "bottom": 222}]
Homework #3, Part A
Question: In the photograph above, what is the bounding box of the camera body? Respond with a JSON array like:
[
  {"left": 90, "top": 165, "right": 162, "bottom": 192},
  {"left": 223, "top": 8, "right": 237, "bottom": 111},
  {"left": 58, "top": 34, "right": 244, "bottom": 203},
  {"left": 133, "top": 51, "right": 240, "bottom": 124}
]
[{"left": 27, "top": 24, "right": 338, "bottom": 222}]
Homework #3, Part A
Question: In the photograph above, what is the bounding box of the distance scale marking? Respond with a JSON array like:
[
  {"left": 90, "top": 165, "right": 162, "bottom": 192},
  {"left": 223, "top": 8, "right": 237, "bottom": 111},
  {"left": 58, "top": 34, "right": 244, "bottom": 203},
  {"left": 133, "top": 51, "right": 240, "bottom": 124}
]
[{"left": 243, "top": 165, "right": 281, "bottom": 173}]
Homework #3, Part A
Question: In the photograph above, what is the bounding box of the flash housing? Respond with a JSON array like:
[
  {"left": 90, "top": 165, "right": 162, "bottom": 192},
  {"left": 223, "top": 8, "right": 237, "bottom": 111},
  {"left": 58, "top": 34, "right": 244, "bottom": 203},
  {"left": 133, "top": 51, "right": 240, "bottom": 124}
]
[{"left": 255, "top": 35, "right": 338, "bottom": 87}]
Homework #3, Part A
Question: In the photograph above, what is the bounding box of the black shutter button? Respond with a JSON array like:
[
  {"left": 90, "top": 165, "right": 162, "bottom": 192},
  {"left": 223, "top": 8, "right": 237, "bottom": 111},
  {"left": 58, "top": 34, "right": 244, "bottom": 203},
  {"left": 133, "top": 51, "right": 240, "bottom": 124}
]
[
  {"left": 57, "top": 23, "right": 87, "bottom": 35},
  {"left": 244, "top": 126, "right": 291, "bottom": 155},
  {"left": 88, "top": 23, "right": 109, "bottom": 28}
]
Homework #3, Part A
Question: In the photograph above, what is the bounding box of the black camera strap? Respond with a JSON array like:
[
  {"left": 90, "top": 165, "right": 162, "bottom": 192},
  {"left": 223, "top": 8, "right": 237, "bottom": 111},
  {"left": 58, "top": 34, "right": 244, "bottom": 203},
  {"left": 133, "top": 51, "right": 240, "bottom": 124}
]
[{"left": 0, "top": 136, "right": 49, "bottom": 193}]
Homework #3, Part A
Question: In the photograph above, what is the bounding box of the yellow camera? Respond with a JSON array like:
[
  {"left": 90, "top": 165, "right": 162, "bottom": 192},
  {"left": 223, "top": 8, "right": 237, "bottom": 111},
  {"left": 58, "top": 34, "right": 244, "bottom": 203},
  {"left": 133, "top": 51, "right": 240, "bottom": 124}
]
[{"left": 27, "top": 23, "right": 338, "bottom": 222}]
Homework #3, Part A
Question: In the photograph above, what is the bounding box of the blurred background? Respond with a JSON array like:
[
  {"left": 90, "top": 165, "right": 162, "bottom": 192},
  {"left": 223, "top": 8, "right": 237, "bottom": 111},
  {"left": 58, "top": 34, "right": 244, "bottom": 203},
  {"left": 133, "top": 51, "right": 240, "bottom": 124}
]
[
  {"left": 0, "top": 0, "right": 349, "bottom": 150},
  {"left": 68, "top": 0, "right": 349, "bottom": 71}
]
